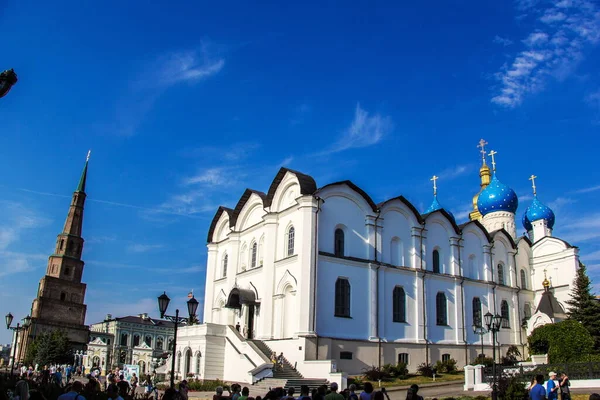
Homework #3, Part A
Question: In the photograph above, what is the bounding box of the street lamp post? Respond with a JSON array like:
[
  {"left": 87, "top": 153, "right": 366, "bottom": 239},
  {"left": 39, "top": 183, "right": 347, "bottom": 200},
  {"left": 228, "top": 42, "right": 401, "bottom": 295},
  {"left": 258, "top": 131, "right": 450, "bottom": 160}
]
[
  {"left": 5, "top": 313, "right": 30, "bottom": 377},
  {"left": 157, "top": 292, "right": 199, "bottom": 388},
  {"left": 0, "top": 69, "right": 18, "bottom": 99},
  {"left": 472, "top": 325, "right": 487, "bottom": 358},
  {"left": 484, "top": 312, "right": 503, "bottom": 400}
]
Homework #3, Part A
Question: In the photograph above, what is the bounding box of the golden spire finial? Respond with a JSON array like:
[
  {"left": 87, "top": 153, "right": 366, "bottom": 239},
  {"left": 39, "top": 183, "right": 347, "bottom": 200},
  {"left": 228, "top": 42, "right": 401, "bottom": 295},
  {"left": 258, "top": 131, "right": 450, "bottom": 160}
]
[
  {"left": 489, "top": 150, "right": 497, "bottom": 173},
  {"left": 529, "top": 174, "right": 537, "bottom": 196},
  {"left": 86, "top": 150, "right": 91, "bottom": 162},
  {"left": 542, "top": 269, "right": 550, "bottom": 289},
  {"left": 431, "top": 175, "right": 439, "bottom": 196},
  {"left": 477, "top": 139, "right": 488, "bottom": 166}
]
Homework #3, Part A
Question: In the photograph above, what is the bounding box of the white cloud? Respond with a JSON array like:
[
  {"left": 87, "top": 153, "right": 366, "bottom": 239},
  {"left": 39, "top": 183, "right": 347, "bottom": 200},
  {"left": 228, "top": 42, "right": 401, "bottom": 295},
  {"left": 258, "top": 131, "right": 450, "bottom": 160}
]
[
  {"left": 438, "top": 165, "right": 471, "bottom": 180},
  {"left": 320, "top": 103, "right": 393, "bottom": 155},
  {"left": 492, "top": 0, "right": 600, "bottom": 107},
  {"left": 184, "top": 167, "right": 233, "bottom": 186},
  {"left": 127, "top": 244, "right": 164, "bottom": 253},
  {"left": 494, "top": 36, "right": 514, "bottom": 46},
  {"left": 573, "top": 183, "right": 600, "bottom": 194}
]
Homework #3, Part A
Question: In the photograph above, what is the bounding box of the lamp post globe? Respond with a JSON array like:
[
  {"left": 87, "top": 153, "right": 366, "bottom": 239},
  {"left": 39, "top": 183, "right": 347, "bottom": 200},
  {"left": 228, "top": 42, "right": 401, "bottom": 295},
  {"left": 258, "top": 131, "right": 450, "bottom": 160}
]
[
  {"left": 23, "top": 316, "right": 31, "bottom": 328},
  {"left": 187, "top": 296, "right": 199, "bottom": 321},
  {"left": 158, "top": 292, "right": 170, "bottom": 318},
  {"left": 484, "top": 311, "right": 493, "bottom": 330},
  {"left": 493, "top": 314, "right": 502, "bottom": 331},
  {"left": 5, "top": 312, "right": 13, "bottom": 329}
]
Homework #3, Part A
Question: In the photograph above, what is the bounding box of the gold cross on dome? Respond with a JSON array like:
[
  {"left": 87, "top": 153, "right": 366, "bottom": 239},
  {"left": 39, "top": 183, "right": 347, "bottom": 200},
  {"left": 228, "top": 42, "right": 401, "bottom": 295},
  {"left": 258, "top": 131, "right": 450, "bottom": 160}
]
[
  {"left": 477, "top": 139, "right": 488, "bottom": 165},
  {"left": 529, "top": 174, "right": 537, "bottom": 196},
  {"left": 431, "top": 175, "right": 439, "bottom": 195},
  {"left": 86, "top": 150, "right": 91, "bottom": 162},
  {"left": 488, "top": 150, "right": 497, "bottom": 172}
]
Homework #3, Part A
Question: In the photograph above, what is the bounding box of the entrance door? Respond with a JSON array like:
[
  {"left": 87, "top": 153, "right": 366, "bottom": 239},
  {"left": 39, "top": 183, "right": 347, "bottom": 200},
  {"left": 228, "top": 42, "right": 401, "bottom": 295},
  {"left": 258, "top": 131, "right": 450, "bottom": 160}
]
[{"left": 247, "top": 306, "right": 255, "bottom": 339}]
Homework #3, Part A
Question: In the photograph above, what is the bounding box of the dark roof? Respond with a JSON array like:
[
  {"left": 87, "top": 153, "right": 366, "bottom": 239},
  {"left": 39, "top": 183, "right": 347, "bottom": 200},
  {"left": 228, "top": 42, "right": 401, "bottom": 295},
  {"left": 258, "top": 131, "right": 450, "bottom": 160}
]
[
  {"left": 422, "top": 209, "right": 461, "bottom": 235},
  {"left": 377, "top": 196, "right": 424, "bottom": 224},
  {"left": 230, "top": 189, "right": 267, "bottom": 228},
  {"left": 458, "top": 220, "right": 493, "bottom": 243},
  {"left": 317, "top": 180, "right": 378, "bottom": 212},
  {"left": 107, "top": 316, "right": 175, "bottom": 328},
  {"left": 207, "top": 206, "right": 234, "bottom": 243},
  {"left": 535, "top": 289, "right": 566, "bottom": 318},
  {"left": 264, "top": 167, "right": 317, "bottom": 208},
  {"left": 517, "top": 235, "right": 533, "bottom": 247},
  {"left": 490, "top": 228, "right": 517, "bottom": 249}
]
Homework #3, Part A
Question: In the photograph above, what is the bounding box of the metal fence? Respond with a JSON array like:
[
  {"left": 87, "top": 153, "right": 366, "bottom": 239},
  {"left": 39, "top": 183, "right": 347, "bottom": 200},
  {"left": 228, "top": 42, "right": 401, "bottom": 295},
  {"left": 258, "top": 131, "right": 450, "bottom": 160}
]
[{"left": 484, "top": 362, "right": 600, "bottom": 382}]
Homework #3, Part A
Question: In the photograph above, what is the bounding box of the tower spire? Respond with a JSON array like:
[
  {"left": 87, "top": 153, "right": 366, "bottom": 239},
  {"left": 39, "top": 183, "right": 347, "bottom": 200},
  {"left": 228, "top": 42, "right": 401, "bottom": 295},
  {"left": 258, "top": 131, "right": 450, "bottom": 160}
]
[{"left": 76, "top": 150, "right": 90, "bottom": 193}]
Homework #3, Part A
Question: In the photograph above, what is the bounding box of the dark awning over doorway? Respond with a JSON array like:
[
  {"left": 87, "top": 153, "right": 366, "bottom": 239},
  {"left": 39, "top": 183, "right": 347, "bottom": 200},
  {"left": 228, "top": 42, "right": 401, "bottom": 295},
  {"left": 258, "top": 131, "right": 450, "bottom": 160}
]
[{"left": 225, "top": 288, "right": 258, "bottom": 309}]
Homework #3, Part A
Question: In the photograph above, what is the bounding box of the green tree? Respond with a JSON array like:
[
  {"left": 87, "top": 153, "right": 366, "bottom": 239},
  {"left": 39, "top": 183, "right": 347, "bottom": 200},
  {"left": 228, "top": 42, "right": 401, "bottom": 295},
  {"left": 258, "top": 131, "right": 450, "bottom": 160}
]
[
  {"left": 565, "top": 263, "right": 600, "bottom": 348},
  {"left": 25, "top": 330, "right": 73, "bottom": 366},
  {"left": 528, "top": 320, "right": 594, "bottom": 363}
]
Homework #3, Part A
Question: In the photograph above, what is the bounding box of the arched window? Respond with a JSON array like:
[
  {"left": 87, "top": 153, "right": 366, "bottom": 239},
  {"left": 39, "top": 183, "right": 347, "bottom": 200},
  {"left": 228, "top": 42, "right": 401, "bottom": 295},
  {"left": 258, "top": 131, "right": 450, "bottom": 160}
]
[
  {"left": 472, "top": 297, "right": 482, "bottom": 327},
  {"left": 120, "top": 333, "right": 128, "bottom": 346},
  {"left": 222, "top": 254, "right": 228, "bottom": 278},
  {"left": 433, "top": 250, "right": 441, "bottom": 273},
  {"left": 195, "top": 351, "right": 201, "bottom": 374},
  {"left": 176, "top": 352, "right": 182, "bottom": 372},
  {"left": 398, "top": 353, "right": 409, "bottom": 365},
  {"left": 60, "top": 292, "right": 66, "bottom": 301},
  {"left": 468, "top": 255, "right": 476, "bottom": 279},
  {"left": 501, "top": 300, "right": 510, "bottom": 328},
  {"left": 393, "top": 286, "right": 406, "bottom": 322},
  {"left": 334, "top": 278, "right": 351, "bottom": 317},
  {"left": 436, "top": 292, "right": 447, "bottom": 326},
  {"left": 64, "top": 267, "right": 70, "bottom": 276},
  {"left": 156, "top": 337, "right": 164, "bottom": 350},
  {"left": 287, "top": 226, "right": 295, "bottom": 256},
  {"left": 520, "top": 269, "right": 527, "bottom": 289},
  {"left": 334, "top": 229, "right": 345, "bottom": 257},
  {"left": 442, "top": 354, "right": 451, "bottom": 362},
  {"left": 391, "top": 237, "right": 403, "bottom": 266},
  {"left": 133, "top": 334, "right": 140, "bottom": 347},
  {"left": 168, "top": 338, "right": 174, "bottom": 351},
  {"left": 251, "top": 242, "right": 257, "bottom": 268},
  {"left": 497, "top": 264, "right": 505, "bottom": 285},
  {"left": 145, "top": 335, "right": 152, "bottom": 347},
  {"left": 524, "top": 303, "right": 532, "bottom": 318}
]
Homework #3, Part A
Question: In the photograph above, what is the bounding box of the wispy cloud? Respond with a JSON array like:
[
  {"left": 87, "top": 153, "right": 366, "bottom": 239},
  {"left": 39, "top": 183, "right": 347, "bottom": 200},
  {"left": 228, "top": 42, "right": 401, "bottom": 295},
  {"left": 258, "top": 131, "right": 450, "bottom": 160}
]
[
  {"left": 184, "top": 167, "right": 236, "bottom": 186},
  {"left": 114, "top": 42, "right": 225, "bottom": 136},
  {"left": 127, "top": 243, "right": 164, "bottom": 253},
  {"left": 494, "top": 35, "right": 514, "bottom": 46},
  {"left": 438, "top": 164, "right": 472, "bottom": 180},
  {"left": 182, "top": 142, "right": 261, "bottom": 162},
  {"left": 572, "top": 183, "right": 600, "bottom": 194},
  {"left": 319, "top": 103, "right": 393, "bottom": 155},
  {"left": 561, "top": 213, "right": 600, "bottom": 243},
  {"left": 491, "top": 0, "right": 600, "bottom": 107}
]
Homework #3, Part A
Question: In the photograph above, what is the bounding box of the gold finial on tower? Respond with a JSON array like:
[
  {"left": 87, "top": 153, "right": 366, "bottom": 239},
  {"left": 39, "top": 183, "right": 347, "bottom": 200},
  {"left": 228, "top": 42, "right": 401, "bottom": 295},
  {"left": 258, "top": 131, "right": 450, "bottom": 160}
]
[
  {"left": 477, "top": 139, "right": 488, "bottom": 166},
  {"left": 431, "top": 175, "right": 439, "bottom": 196},
  {"left": 542, "top": 269, "right": 550, "bottom": 290},
  {"left": 529, "top": 174, "right": 537, "bottom": 196}
]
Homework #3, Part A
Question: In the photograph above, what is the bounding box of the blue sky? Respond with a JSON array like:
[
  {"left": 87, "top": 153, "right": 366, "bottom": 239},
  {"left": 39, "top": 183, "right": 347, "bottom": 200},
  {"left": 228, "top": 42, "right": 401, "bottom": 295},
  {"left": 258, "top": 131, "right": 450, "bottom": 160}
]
[{"left": 1, "top": 0, "right": 600, "bottom": 344}]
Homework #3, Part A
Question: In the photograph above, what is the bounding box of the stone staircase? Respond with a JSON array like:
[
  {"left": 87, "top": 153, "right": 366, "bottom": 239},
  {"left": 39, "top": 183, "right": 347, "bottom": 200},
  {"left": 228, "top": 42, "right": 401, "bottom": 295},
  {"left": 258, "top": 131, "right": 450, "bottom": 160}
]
[{"left": 249, "top": 340, "right": 329, "bottom": 393}]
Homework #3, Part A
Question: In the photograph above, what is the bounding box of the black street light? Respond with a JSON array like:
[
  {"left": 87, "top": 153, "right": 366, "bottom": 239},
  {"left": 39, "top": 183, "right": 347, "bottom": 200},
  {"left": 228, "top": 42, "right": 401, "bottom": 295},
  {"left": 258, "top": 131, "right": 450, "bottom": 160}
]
[
  {"left": 484, "top": 312, "right": 504, "bottom": 400},
  {"left": 472, "top": 324, "right": 487, "bottom": 359},
  {"left": 5, "top": 313, "right": 30, "bottom": 377},
  {"left": 0, "top": 69, "right": 18, "bottom": 99},
  {"left": 157, "top": 292, "right": 199, "bottom": 388}
]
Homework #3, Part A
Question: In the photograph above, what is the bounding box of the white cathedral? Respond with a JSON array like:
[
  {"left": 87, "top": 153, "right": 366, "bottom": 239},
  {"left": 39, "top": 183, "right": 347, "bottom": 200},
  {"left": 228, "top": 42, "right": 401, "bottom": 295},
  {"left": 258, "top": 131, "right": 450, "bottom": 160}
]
[{"left": 172, "top": 142, "right": 581, "bottom": 386}]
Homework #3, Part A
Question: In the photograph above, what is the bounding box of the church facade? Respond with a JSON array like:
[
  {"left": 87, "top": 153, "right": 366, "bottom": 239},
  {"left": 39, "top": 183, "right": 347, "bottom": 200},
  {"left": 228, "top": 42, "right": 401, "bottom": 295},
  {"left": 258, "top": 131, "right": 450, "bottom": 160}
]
[{"left": 176, "top": 143, "right": 580, "bottom": 384}]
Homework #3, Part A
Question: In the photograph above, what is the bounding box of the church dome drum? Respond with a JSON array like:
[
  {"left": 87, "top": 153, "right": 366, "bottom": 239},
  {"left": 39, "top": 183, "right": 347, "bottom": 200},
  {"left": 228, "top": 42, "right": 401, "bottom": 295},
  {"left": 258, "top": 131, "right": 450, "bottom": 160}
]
[
  {"left": 476, "top": 174, "right": 518, "bottom": 216},
  {"left": 522, "top": 196, "right": 555, "bottom": 231}
]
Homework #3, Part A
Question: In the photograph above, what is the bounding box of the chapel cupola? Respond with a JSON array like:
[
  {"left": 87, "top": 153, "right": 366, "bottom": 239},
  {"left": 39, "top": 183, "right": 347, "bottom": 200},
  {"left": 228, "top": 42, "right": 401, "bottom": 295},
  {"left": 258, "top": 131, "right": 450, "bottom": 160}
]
[
  {"left": 470, "top": 139, "right": 492, "bottom": 221},
  {"left": 522, "top": 174, "right": 555, "bottom": 242},
  {"left": 424, "top": 175, "right": 455, "bottom": 220},
  {"left": 477, "top": 150, "right": 518, "bottom": 238}
]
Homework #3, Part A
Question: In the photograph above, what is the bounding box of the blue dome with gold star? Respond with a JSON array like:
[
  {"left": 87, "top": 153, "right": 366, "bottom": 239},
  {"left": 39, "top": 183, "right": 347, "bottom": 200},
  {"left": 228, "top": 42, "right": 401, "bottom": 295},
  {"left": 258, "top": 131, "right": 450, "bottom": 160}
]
[
  {"left": 424, "top": 195, "right": 455, "bottom": 220},
  {"left": 522, "top": 196, "right": 555, "bottom": 231},
  {"left": 477, "top": 174, "right": 518, "bottom": 216}
]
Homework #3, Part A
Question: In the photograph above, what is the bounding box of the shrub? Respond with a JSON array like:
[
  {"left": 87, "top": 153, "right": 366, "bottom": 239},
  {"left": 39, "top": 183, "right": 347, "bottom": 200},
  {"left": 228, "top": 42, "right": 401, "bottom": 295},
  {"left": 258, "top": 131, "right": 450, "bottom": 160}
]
[
  {"left": 497, "top": 375, "right": 528, "bottom": 400},
  {"left": 362, "top": 366, "right": 391, "bottom": 381},
  {"left": 434, "top": 358, "right": 457, "bottom": 374},
  {"left": 382, "top": 362, "right": 408, "bottom": 378},
  {"left": 528, "top": 320, "right": 595, "bottom": 363},
  {"left": 472, "top": 355, "right": 494, "bottom": 367},
  {"left": 417, "top": 362, "right": 435, "bottom": 377},
  {"left": 501, "top": 345, "right": 522, "bottom": 366}
]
